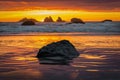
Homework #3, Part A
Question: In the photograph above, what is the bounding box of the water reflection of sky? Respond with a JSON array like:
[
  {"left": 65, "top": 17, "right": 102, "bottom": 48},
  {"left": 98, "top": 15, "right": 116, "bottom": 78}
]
[{"left": 0, "top": 35, "right": 120, "bottom": 49}]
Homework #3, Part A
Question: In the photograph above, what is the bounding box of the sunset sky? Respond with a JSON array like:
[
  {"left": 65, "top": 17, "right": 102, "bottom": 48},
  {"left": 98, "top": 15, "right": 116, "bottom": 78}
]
[{"left": 0, "top": 0, "right": 120, "bottom": 22}]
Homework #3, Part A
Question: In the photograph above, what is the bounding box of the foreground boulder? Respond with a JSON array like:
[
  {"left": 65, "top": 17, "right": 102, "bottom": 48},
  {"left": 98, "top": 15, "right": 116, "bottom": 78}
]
[
  {"left": 71, "top": 18, "right": 85, "bottom": 24},
  {"left": 37, "top": 40, "right": 79, "bottom": 64},
  {"left": 21, "top": 20, "right": 35, "bottom": 25}
]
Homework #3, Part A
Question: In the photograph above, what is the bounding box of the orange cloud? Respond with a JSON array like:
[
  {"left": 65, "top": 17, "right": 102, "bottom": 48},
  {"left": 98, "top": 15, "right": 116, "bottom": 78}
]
[
  {"left": 0, "top": 0, "right": 120, "bottom": 22},
  {"left": 0, "top": 0, "right": 120, "bottom": 11}
]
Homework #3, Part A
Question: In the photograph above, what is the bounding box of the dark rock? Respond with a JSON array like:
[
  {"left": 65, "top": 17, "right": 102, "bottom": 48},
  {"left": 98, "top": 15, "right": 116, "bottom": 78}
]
[
  {"left": 21, "top": 20, "right": 35, "bottom": 25},
  {"left": 102, "top": 19, "right": 112, "bottom": 23},
  {"left": 37, "top": 40, "right": 79, "bottom": 64},
  {"left": 71, "top": 18, "right": 85, "bottom": 24},
  {"left": 28, "top": 19, "right": 39, "bottom": 22},
  {"left": 44, "top": 16, "right": 54, "bottom": 22},
  {"left": 19, "top": 17, "right": 28, "bottom": 22},
  {"left": 19, "top": 18, "right": 39, "bottom": 22},
  {"left": 56, "top": 17, "right": 65, "bottom": 22},
  {"left": 66, "top": 22, "right": 72, "bottom": 25}
]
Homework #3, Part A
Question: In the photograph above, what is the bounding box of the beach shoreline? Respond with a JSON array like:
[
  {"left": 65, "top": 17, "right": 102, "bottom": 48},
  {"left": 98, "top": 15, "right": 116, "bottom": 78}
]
[{"left": 0, "top": 34, "right": 120, "bottom": 80}]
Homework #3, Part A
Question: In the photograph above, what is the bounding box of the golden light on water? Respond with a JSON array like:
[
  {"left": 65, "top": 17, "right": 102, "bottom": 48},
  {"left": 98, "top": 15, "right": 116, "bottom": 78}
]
[
  {"left": 86, "top": 69, "right": 99, "bottom": 72},
  {"left": 80, "top": 54, "right": 106, "bottom": 59},
  {"left": 0, "top": 35, "right": 120, "bottom": 49},
  {"left": 14, "top": 57, "right": 37, "bottom": 61}
]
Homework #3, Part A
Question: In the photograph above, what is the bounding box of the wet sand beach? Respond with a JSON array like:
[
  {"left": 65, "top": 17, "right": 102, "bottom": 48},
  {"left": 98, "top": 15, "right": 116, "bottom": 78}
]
[{"left": 0, "top": 33, "right": 120, "bottom": 80}]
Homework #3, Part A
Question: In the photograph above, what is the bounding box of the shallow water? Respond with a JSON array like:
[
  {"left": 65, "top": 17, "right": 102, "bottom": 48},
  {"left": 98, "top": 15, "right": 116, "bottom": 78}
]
[{"left": 0, "top": 34, "right": 120, "bottom": 80}]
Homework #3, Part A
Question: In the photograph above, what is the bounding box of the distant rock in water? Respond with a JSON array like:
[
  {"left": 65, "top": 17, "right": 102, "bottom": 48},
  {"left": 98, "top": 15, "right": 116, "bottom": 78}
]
[
  {"left": 56, "top": 17, "right": 65, "bottom": 22},
  {"left": 19, "top": 17, "right": 28, "bottom": 22},
  {"left": 21, "top": 20, "right": 35, "bottom": 25},
  {"left": 71, "top": 18, "right": 85, "bottom": 24},
  {"left": 37, "top": 40, "right": 79, "bottom": 64},
  {"left": 102, "top": 19, "right": 113, "bottom": 23},
  {"left": 44, "top": 16, "right": 54, "bottom": 22},
  {"left": 19, "top": 17, "right": 39, "bottom": 22}
]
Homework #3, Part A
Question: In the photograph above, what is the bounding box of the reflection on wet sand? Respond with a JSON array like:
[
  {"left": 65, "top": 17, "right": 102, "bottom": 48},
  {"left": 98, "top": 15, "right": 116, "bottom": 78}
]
[
  {"left": 80, "top": 54, "right": 106, "bottom": 59},
  {"left": 0, "top": 35, "right": 120, "bottom": 80},
  {"left": 0, "top": 35, "right": 120, "bottom": 49}
]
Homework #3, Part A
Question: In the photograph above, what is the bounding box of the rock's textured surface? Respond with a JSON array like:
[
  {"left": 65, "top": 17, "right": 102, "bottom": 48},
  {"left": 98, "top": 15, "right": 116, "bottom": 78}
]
[{"left": 37, "top": 40, "right": 79, "bottom": 64}]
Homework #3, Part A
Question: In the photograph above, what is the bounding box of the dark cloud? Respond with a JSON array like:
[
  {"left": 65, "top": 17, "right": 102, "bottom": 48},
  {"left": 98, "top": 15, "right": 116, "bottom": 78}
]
[
  {"left": 1, "top": 0, "right": 120, "bottom": 3},
  {"left": 0, "top": 0, "right": 120, "bottom": 11}
]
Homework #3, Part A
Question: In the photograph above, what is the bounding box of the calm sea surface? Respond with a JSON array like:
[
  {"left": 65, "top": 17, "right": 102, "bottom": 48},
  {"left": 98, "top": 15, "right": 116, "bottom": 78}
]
[{"left": 0, "top": 33, "right": 120, "bottom": 80}]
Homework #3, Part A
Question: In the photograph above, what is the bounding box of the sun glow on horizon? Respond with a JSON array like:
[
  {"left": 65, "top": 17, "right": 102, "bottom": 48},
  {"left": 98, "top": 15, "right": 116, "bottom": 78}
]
[{"left": 0, "top": 10, "right": 120, "bottom": 22}]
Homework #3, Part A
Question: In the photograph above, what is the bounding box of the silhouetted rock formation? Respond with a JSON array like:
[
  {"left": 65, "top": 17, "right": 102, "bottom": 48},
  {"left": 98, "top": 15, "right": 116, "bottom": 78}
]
[
  {"left": 71, "top": 18, "right": 85, "bottom": 24},
  {"left": 19, "top": 17, "right": 28, "bottom": 22},
  {"left": 56, "top": 17, "right": 65, "bottom": 22},
  {"left": 37, "top": 40, "right": 79, "bottom": 64},
  {"left": 44, "top": 16, "right": 54, "bottom": 22},
  {"left": 21, "top": 20, "right": 35, "bottom": 25},
  {"left": 19, "top": 18, "right": 39, "bottom": 22},
  {"left": 102, "top": 19, "right": 112, "bottom": 23}
]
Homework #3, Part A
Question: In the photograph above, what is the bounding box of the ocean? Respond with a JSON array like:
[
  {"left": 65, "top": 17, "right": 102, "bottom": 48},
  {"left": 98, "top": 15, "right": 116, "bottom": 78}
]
[{"left": 0, "top": 22, "right": 120, "bottom": 80}]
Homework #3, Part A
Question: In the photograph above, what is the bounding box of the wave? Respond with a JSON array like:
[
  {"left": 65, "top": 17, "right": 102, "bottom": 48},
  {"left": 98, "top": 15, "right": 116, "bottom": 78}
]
[{"left": 0, "top": 22, "right": 120, "bottom": 35}]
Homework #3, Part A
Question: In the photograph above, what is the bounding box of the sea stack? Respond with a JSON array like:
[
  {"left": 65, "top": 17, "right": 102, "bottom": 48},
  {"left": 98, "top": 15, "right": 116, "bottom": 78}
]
[
  {"left": 19, "top": 18, "right": 39, "bottom": 22},
  {"left": 56, "top": 17, "right": 65, "bottom": 22},
  {"left": 44, "top": 16, "right": 54, "bottom": 22},
  {"left": 102, "top": 19, "right": 113, "bottom": 23},
  {"left": 21, "top": 20, "right": 36, "bottom": 25},
  {"left": 71, "top": 18, "right": 85, "bottom": 24},
  {"left": 37, "top": 40, "right": 79, "bottom": 64}
]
